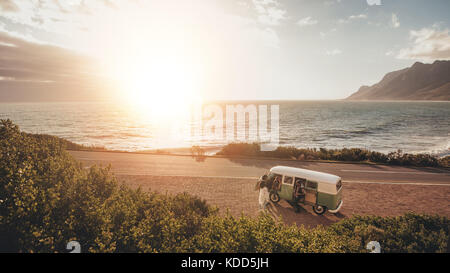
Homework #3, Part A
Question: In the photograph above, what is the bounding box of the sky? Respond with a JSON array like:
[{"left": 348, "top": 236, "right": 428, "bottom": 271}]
[{"left": 0, "top": 0, "right": 449, "bottom": 102}]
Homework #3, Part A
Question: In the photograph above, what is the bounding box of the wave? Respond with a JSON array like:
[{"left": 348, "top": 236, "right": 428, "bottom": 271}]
[{"left": 2, "top": 101, "right": 448, "bottom": 154}]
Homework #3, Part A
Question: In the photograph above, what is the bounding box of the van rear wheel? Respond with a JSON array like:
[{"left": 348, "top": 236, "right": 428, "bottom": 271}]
[
  {"left": 313, "top": 205, "right": 327, "bottom": 215},
  {"left": 270, "top": 192, "right": 280, "bottom": 203}
]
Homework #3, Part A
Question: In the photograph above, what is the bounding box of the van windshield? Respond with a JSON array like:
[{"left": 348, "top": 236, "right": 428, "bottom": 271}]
[{"left": 267, "top": 172, "right": 281, "bottom": 182}]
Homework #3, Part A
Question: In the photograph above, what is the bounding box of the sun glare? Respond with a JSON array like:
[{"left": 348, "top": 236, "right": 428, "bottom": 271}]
[
  {"left": 89, "top": 6, "right": 207, "bottom": 122},
  {"left": 111, "top": 54, "right": 203, "bottom": 121}
]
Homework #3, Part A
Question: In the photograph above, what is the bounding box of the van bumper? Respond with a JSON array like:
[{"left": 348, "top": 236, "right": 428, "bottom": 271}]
[{"left": 328, "top": 200, "right": 343, "bottom": 214}]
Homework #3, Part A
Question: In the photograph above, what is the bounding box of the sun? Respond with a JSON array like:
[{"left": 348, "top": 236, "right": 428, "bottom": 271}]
[
  {"left": 89, "top": 8, "right": 207, "bottom": 121},
  {"left": 110, "top": 53, "right": 203, "bottom": 120}
]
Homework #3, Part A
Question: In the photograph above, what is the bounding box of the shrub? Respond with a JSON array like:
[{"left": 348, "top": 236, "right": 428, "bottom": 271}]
[
  {"left": 187, "top": 213, "right": 360, "bottom": 253},
  {"left": 190, "top": 146, "right": 207, "bottom": 162},
  {"left": 216, "top": 143, "right": 447, "bottom": 168},
  {"left": 216, "top": 143, "right": 261, "bottom": 157},
  {"left": 440, "top": 156, "right": 450, "bottom": 168},
  {"left": 0, "top": 119, "right": 212, "bottom": 252},
  {"left": 329, "top": 213, "right": 449, "bottom": 253},
  {"left": 0, "top": 120, "right": 448, "bottom": 253}
]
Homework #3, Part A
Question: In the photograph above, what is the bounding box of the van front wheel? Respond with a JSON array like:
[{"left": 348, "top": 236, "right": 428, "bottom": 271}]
[
  {"left": 313, "top": 205, "right": 327, "bottom": 215},
  {"left": 270, "top": 192, "right": 280, "bottom": 203}
]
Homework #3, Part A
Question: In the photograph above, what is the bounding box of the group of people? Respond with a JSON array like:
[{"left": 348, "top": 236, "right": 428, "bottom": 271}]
[
  {"left": 255, "top": 174, "right": 282, "bottom": 212},
  {"left": 255, "top": 174, "right": 306, "bottom": 213},
  {"left": 255, "top": 175, "right": 269, "bottom": 211},
  {"left": 255, "top": 175, "right": 276, "bottom": 211}
]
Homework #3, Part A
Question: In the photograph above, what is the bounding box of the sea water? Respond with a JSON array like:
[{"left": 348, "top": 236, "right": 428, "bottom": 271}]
[{"left": 0, "top": 101, "right": 448, "bottom": 156}]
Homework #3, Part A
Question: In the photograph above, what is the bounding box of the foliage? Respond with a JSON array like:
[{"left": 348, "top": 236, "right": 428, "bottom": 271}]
[
  {"left": 0, "top": 120, "right": 448, "bottom": 253},
  {"left": 216, "top": 143, "right": 447, "bottom": 168},
  {"left": 216, "top": 143, "right": 260, "bottom": 157},
  {"left": 187, "top": 213, "right": 360, "bottom": 253},
  {"left": 24, "top": 132, "right": 107, "bottom": 152},
  {"left": 190, "top": 146, "right": 205, "bottom": 157},
  {"left": 329, "top": 213, "right": 449, "bottom": 253},
  {"left": 190, "top": 146, "right": 207, "bottom": 162}
]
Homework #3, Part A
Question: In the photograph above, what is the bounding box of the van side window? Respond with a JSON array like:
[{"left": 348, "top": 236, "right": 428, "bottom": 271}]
[
  {"left": 295, "top": 178, "right": 306, "bottom": 185},
  {"left": 306, "top": 181, "right": 317, "bottom": 189},
  {"left": 283, "top": 176, "right": 293, "bottom": 185}
]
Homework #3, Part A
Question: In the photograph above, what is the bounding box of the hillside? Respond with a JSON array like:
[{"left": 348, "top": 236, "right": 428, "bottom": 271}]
[{"left": 347, "top": 60, "right": 450, "bottom": 101}]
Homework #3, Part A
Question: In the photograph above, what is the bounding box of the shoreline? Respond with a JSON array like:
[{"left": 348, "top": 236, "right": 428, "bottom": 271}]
[
  {"left": 67, "top": 148, "right": 450, "bottom": 170},
  {"left": 148, "top": 145, "right": 449, "bottom": 158},
  {"left": 71, "top": 142, "right": 450, "bottom": 159},
  {"left": 71, "top": 141, "right": 450, "bottom": 157}
]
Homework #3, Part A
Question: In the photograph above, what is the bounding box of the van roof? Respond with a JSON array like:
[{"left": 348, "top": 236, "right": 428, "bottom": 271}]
[{"left": 269, "top": 166, "right": 341, "bottom": 185}]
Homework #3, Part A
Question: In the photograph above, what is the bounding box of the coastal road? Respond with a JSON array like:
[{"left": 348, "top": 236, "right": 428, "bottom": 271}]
[
  {"left": 69, "top": 150, "right": 450, "bottom": 225},
  {"left": 69, "top": 150, "right": 450, "bottom": 186}
]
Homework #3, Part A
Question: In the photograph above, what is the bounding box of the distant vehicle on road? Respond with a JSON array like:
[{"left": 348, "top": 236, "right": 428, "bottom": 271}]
[{"left": 263, "top": 166, "right": 343, "bottom": 215}]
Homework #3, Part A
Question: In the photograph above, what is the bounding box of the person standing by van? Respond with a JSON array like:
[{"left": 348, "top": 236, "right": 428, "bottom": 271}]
[
  {"left": 258, "top": 180, "right": 270, "bottom": 212},
  {"left": 294, "top": 178, "right": 306, "bottom": 201}
]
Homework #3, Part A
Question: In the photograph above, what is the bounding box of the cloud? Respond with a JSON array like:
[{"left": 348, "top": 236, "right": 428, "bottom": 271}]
[
  {"left": 326, "top": 49, "right": 342, "bottom": 56},
  {"left": 297, "top": 16, "right": 318, "bottom": 27},
  {"left": 0, "top": 1, "right": 87, "bottom": 41},
  {"left": 320, "top": 28, "right": 337, "bottom": 39},
  {"left": 252, "top": 0, "right": 286, "bottom": 26},
  {"left": 338, "top": 14, "right": 367, "bottom": 24},
  {"left": 366, "top": 0, "right": 381, "bottom": 6},
  {"left": 324, "top": 0, "right": 343, "bottom": 6},
  {"left": 349, "top": 14, "right": 367, "bottom": 20},
  {"left": 0, "top": 0, "right": 282, "bottom": 52},
  {"left": 397, "top": 27, "right": 450, "bottom": 61},
  {"left": 76, "top": 0, "right": 92, "bottom": 15},
  {"left": 0, "top": 40, "right": 16, "bottom": 47},
  {"left": 391, "top": 13, "right": 400, "bottom": 28},
  {"left": 102, "top": 0, "right": 117, "bottom": 9},
  {"left": 0, "top": 1, "right": 285, "bottom": 103},
  {"left": 0, "top": 31, "right": 111, "bottom": 101},
  {"left": 0, "top": 0, "right": 19, "bottom": 12}
]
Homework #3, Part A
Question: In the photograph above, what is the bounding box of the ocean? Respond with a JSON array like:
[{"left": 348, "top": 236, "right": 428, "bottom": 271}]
[{"left": 0, "top": 101, "right": 449, "bottom": 156}]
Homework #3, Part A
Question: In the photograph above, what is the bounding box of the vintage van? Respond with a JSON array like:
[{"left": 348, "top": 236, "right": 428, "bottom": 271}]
[{"left": 265, "top": 166, "right": 343, "bottom": 215}]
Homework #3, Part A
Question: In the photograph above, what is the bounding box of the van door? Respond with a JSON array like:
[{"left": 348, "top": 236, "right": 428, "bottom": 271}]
[
  {"left": 304, "top": 180, "right": 318, "bottom": 204},
  {"left": 279, "top": 175, "right": 294, "bottom": 201}
]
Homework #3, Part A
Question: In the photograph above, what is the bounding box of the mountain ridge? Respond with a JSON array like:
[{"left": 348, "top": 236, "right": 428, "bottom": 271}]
[{"left": 346, "top": 60, "right": 450, "bottom": 101}]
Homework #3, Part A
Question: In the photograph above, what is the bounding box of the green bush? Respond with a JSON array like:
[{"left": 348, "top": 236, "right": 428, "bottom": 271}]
[
  {"left": 329, "top": 213, "right": 449, "bottom": 253},
  {"left": 187, "top": 214, "right": 360, "bottom": 253},
  {"left": 23, "top": 132, "right": 106, "bottom": 151},
  {"left": 216, "top": 142, "right": 261, "bottom": 157},
  {"left": 216, "top": 143, "right": 447, "bottom": 168},
  {"left": 0, "top": 119, "right": 212, "bottom": 252},
  {"left": 0, "top": 120, "right": 448, "bottom": 253}
]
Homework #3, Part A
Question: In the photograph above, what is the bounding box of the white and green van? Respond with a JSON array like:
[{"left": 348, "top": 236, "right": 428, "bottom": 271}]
[{"left": 266, "top": 166, "right": 343, "bottom": 215}]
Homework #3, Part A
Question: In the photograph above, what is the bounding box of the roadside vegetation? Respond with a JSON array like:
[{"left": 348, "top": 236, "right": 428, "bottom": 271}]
[
  {"left": 22, "top": 126, "right": 449, "bottom": 168},
  {"left": 216, "top": 143, "right": 449, "bottom": 168},
  {"left": 24, "top": 132, "right": 107, "bottom": 152},
  {"left": 0, "top": 119, "right": 448, "bottom": 253}
]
